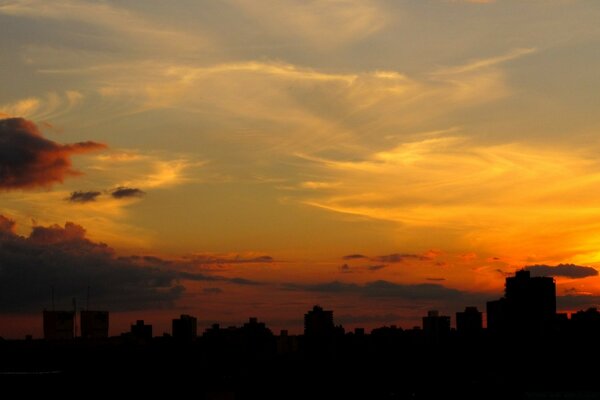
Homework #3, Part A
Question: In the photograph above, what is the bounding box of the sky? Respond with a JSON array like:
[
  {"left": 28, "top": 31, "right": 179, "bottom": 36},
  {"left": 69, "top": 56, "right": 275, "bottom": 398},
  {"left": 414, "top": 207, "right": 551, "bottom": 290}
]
[{"left": 2, "top": 0, "right": 600, "bottom": 338}]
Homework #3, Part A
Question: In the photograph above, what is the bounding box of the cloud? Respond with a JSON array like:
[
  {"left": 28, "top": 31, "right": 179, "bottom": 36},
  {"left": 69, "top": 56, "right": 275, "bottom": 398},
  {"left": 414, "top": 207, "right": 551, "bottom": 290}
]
[
  {"left": 0, "top": 215, "right": 16, "bottom": 233},
  {"left": 0, "top": 215, "right": 259, "bottom": 312},
  {"left": 0, "top": 118, "right": 105, "bottom": 190},
  {"left": 525, "top": 264, "right": 598, "bottom": 279},
  {"left": 186, "top": 254, "right": 274, "bottom": 265},
  {"left": 433, "top": 47, "right": 535, "bottom": 75},
  {"left": 367, "top": 265, "right": 386, "bottom": 272},
  {"left": 558, "top": 295, "right": 600, "bottom": 311},
  {"left": 0, "top": 91, "right": 84, "bottom": 120},
  {"left": 340, "top": 263, "right": 351, "bottom": 273},
  {"left": 342, "top": 254, "right": 368, "bottom": 260},
  {"left": 111, "top": 186, "right": 146, "bottom": 199},
  {"left": 374, "top": 253, "right": 429, "bottom": 263},
  {"left": 230, "top": 0, "right": 386, "bottom": 47},
  {"left": 284, "top": 279, "right": 467, "bottom": 301},
  {"left": 426, "top": 277, "right": 446, "bottom": 281},
  {"left": 67, "top": 191, "right": 101, "bottom": 203},
  {"left": 0, "top": 0, "right": 205, "bottom": 54}
]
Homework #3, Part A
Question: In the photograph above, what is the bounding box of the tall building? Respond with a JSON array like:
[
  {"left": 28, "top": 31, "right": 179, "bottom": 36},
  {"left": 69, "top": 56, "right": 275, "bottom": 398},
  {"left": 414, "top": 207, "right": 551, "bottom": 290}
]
[
  {"left": 456, "top": 306, "right": 483, "bottom": 336},
  {"left": 43, "top": 310, "right": 74, "bottom": 340},
  {"left": 80, "top": 310, "right": 109, "bottom": 339},
  {"left": 172, "top": 314, "right": 197, "bottom": 341},
  {"left": 422, "top": 310, "right": 451, "bottom": 342},
  {"left": 304, "top": 305, "right": 334, "bottom": 337},
  {"left": 487, "top": 269, "right": 556, "bottom": 336},
  {"left": 131, "top": 320, "right": 152, "bottom": 340}
]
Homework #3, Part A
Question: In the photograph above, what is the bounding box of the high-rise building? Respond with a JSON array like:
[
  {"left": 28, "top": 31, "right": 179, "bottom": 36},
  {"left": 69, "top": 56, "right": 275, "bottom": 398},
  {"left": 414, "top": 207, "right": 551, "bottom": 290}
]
[
  {"left": 304, "top": 305, "right": 334, "bottom": 337},
  {"left": 456, "top": 306, "right": 483, "bottom": 336},
  {"left": 422, "top": 310, "right": 451, "bottom": 342},
  {"left": 172, "top": 314, "right": 197, "bottom": 341},
  {"left": 487, "top": 269, "right": 556, "bottom": 336},
  {"left": 43, "top": 310, "right": 74, "bottom": 340},
  {"left": 80, "top": 310, "right": 109, "bottom": 339},
  {"left": 131, "top": 320, "right": 152, "bottom": 340}
]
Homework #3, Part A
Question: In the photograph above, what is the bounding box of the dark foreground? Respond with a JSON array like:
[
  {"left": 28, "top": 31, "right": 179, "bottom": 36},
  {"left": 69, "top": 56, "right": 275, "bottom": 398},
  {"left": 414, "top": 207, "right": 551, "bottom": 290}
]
[{"left": 1, "top": 334, "right": 599, "bottom": 399}]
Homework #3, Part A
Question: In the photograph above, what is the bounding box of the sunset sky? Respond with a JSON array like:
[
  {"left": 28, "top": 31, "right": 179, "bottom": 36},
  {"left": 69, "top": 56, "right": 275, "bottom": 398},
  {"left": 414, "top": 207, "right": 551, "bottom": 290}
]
[{"left": 2, "top": 0, "right": 600, "bottom": 338}]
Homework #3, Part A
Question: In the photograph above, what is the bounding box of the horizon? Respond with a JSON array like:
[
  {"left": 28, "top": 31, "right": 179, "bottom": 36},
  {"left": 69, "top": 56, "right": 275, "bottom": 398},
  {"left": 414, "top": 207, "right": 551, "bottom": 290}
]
[{"left": 2, "top": 0, "right": 600, "bottom": 340}]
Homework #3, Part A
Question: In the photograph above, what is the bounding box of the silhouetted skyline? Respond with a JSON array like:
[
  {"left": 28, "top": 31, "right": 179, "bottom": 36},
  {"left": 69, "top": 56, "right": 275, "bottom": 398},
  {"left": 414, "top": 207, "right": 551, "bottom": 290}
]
[{"left": 3, "top": 270, "right": 600, "bottom": 399}]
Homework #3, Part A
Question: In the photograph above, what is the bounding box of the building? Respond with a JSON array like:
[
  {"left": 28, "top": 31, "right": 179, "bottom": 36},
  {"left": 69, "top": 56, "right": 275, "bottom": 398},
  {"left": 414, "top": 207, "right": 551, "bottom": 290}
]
[
  {"left": 43, "top": 310, "right": 74, "bottom": 340},
  {"left": 304, "top": 305, "right": 335, "bottom": 337},
  {"left": 131, "top": 320, "right": 152, "bottom": 340},
  {"left": 80, "top": 310, "right": 109, "bottom": 339},
  {"left": 456, "top": 306, "right": 483, "bottom": 336},
  {"left": 487, "top": 269, "right": 556, "bottom": 336},
  {"left": 422, "top": 310, "right": 451, "bottom": 342},
  {"left": 172, "top": 314, "right": 197, "bottom": 341}
]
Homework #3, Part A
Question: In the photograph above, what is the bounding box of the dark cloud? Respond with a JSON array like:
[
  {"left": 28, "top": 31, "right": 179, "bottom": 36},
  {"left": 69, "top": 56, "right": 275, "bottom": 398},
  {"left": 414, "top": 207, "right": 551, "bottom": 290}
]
[
  {"left": 0, "top": 118, "right": 105, "bottom": 190},
  {"left": 426, "top": 277, "right": 446, "bottom": 281},
  {"left": 203, "top": 288, "right": 223, "bottom": 294},
  {"left": 558, "top": 295, "right": 600, "bottom": 310},
  {"left": 283, "top": 280, "right": 467, "bottom": 301},
  {"left": 374, "top": 253, "right": 429, "bottom": 263},
  {"left": 67, "top": 190, "right": 101, "bottom": 203},
  {"left": 367, "top": 265, "right": 386, "bottom": 272},
  {"left": 187, "top": 254, "right": 274, "bottom": 264},
  {"left": 525, "top": 264, "right": 598, "bottom": 279},
  {"left": 340, "top": 263, "right": 351, "bottom": 273},
  {"left": 111, "top": 186, "right": 145, "bottom": 199},
  {"left": 0, "top": 214, "right": 16, "bottom": 233},
  {"left": 229, "top": 277, "right": 261, "bottom": 286},
  {"left": 342, "top": 254, "right": 368, "bottom": 260},
  {"left": 0, "top": 215, "right": 259, "bottom": 313}
]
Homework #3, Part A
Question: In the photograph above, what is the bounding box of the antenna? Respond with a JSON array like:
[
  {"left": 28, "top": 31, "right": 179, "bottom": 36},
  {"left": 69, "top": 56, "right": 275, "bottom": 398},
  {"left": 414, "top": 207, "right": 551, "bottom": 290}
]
[
  {"left": 51, "top": 285, "right": 55, "bottom": 311},
  {"left": 87, "top": 286, "right": 90, "bottom": 311}
]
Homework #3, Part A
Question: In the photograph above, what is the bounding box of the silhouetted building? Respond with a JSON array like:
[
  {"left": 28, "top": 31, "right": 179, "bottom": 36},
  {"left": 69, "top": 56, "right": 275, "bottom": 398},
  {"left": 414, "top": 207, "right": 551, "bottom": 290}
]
[
  {"left": 487, "top": 269, "right": 556, "bottom": 336},
  {"left": 131, "top": 320, "right": 152, "bottom": 340},
  {"left": 304, "top": 305, "right": 335, "bottom": 337},
  {"left": 277, "top": 330, "right": 299, "bottom": 354},
  {"left": 422, "top": 310, "right": 450, "bottom": 342},
  {"left": 456, "top": 306, "right": 482, "bottom": 336},
  {"left": 571, "top": 307, "right": 600, "bottom": 337},
  {"left": 172, "top": 314, "right": 197, "bottom": 341},
  {"left": 43, "top": 310, "right": 74, "bottom": 340},
  {"left": 80, "top": 310, "right": 109, "bottom": 339}
]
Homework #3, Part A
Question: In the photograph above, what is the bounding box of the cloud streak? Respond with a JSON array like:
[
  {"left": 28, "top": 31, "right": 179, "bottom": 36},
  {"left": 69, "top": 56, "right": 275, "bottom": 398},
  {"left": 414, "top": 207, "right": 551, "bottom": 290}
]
[
  {"left": 67, "top": 191, "right": 101, "bottom": 203},
  {"left": 111, "top": 187, "right": 145, "bottom": 199},
  {"left": 525, "top": 264, "right": 598, "bottom": 279}
]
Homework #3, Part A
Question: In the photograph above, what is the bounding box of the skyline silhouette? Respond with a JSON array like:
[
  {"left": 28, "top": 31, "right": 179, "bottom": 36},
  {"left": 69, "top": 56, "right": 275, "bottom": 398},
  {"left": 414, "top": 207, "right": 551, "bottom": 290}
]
[
  {"left": 10, "top": 269, "right": 596, "bottom": 341},
  {"left": 2, "top": 270, "right": 600, "bottom": 398}
]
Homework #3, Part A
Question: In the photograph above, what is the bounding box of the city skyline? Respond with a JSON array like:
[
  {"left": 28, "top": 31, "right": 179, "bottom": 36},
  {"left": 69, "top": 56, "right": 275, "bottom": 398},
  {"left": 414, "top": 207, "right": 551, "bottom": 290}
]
[
  {"left": 3, "top": 268, "right": 592, "bottom": 339},
  {"left": 2, "top": 1, "right": 600, "bottom": 338}
]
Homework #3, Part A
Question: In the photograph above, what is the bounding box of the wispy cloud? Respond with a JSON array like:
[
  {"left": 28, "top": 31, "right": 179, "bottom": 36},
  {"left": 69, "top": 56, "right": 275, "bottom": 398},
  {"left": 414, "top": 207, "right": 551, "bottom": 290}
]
[
  {"left": 0, "top": 0, "right": 209, "bottom": 52},
  {"left": 229, "top": 0, "right": 387, "bottom": 47},
  {"left": 0, "top": 91, "right": 84, "bottom": 119},
  {"left": 433, "top": 47, "right": 536, "bottom": 75}
]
